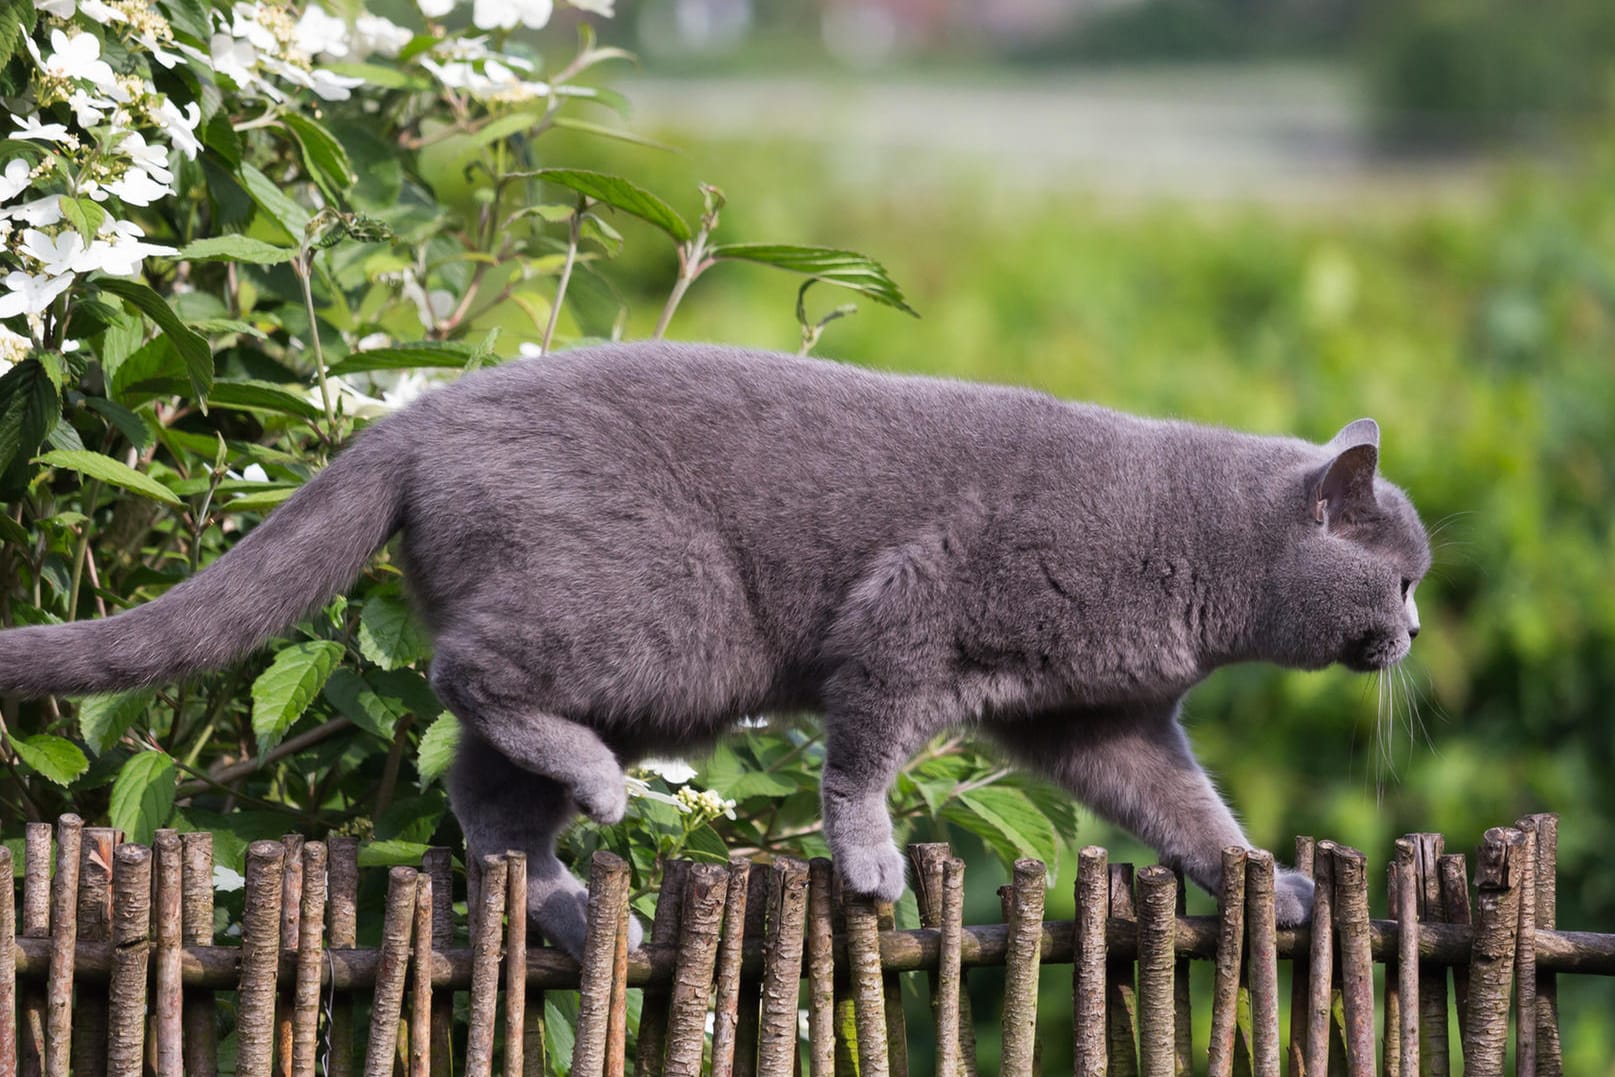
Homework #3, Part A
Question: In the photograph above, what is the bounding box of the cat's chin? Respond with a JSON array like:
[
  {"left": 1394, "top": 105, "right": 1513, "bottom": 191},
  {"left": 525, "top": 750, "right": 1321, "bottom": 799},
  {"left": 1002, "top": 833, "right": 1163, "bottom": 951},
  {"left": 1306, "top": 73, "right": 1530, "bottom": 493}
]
[{"left": 1342, "top": 636, "right": 1411, "bottom": 672}]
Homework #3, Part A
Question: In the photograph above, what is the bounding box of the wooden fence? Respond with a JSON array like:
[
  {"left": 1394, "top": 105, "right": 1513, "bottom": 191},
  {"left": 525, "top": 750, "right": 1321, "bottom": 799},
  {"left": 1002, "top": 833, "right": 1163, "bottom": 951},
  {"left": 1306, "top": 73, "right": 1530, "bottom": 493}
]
[{"left": 3, "top": 812, "right": 1613, "bottom": 1075}]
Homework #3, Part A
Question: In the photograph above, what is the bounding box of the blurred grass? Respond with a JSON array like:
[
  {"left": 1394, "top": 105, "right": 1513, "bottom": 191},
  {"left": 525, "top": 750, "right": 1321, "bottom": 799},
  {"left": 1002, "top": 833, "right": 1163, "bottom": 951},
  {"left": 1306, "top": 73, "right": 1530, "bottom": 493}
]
[{"left": 548, "top": 126, "right": 1615, "bottom": 1071}]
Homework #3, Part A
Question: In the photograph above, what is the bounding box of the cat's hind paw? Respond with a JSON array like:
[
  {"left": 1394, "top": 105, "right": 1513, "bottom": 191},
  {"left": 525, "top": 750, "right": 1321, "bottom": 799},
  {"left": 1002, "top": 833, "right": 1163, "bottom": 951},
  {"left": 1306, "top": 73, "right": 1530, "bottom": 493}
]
[
  {"left": 1275, "top": 869, "right": 1315, "bottom": 927},
  {"left": 836, "top": 841, "right": 908, "bottom": 903},
  {"left": 573, "top": 774, "right": 628, "bottom": 825}
]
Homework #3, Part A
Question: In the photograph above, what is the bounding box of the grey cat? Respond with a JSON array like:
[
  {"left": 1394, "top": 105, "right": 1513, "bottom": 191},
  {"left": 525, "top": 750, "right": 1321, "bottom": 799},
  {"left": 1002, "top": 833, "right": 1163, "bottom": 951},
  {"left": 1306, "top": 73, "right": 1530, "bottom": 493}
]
[{"left": 0, "top": 342, "right": 1430, "bottom": 958}]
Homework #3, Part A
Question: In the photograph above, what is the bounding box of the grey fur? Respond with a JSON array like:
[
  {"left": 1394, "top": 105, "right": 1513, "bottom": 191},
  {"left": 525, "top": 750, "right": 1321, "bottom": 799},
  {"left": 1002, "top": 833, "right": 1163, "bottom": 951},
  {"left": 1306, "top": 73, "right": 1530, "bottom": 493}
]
[{"left": 0, "top": 342, "right": 1431, "bottom": 958}]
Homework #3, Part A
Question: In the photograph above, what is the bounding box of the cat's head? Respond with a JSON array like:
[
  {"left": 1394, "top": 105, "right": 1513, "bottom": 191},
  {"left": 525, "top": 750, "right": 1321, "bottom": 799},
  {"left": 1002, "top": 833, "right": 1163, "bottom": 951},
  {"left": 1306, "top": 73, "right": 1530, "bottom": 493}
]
[{"left": 1258, "top": 418, "right": 1431, "bottom": 672}]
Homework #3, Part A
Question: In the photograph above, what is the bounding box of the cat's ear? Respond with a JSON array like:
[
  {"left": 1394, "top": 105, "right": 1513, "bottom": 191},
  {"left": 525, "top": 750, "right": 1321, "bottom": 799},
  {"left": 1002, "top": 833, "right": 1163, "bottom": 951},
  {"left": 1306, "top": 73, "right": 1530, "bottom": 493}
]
[{"left": 1310, "top": 418, "right": 1379, "bottom": 524}]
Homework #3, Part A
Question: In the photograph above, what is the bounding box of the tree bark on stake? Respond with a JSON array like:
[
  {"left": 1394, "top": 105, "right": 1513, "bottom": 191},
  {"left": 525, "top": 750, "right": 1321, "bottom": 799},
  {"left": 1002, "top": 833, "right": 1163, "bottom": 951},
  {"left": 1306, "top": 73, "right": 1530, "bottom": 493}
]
[
  {"left": 1302, "top": 842, "right": 1336, "bottom": 1077},
  {"left": 1332, "top": 846, "right": 1374, "bottom": 1077},
  {"left": 326, "top": 835, "right": 360, "bottom": 1077},
  {"left": 238, "top": 840, "right": 287, "bottom": 1077},
  {"left": 605, "top": 863, "right": 631, "bottom": 1077},
  {"left": 1073, "top": 846, "right": 1109, "bottom": 1077},
  {"left": 1385, "top": 860, "right": 1402, "bottom": 1077},
  {"left": 364, "top": 867, "right": 418, "bottom": 1077},
  {"left": 0, "top": 845, "right": 12, "bottom": 1077},
  {"left": 152, "top": 831, "right": 184, "bottom": 1077},
  {"left": 20, "top": 822, "right": 51, "bottom": 1077},
  {"left": 465, "top": 855, "right": 508, "bottom": 1077},
  {"left": 711, "top": 858, "right": 754, "bottom": 1077},
  {"left": 1207, "top": 847, "right": 1245, "bottom": 1077},
  {"left": 1393, "top": 840, "right": 1420, "bottom": 1077},
  {"left": 661, "top": 862, "right": 729, "bottom": 1077},
  {"left": 572, "top": 852, "right": 631, "bottom": 1077},
  {"left": 844, "top": 894, "right": 890, "bottom": 1077},
  {"left": 1464, "top": 828, "right": 1525, "bottom": 1077},
  {"left": 1245, "top": 852, "right": 1280, "bottom": 1077},
  {"left": 876, "top": 899, "right": 911, "bottom": 1077},
  {"left": 1135, "top": 865, "right": 1176, "bottom": 1077},
  {"left": 420, "top": 847, "right": 456, "bottom": 1077},
  {"left": 1173, "top": 870, "right": 1191, "bottom": 1077},
  {"left": 1409, "top": 833, "right": 1448, "bottom": 1077},
  {"left": 1518, "top": 814, "right": 1561, "bottom": 1077},
  {"left": 757, "top": 858, "right": 809, "bottom": 1076},
  {"left": 179, "top": 831, "right": 217, "bottom": 1077},
  {"left": 276, "top": 834, "right": 304, "bottom": 1077},
  {"left": 504, "top": 853, "right": 528, "bottom": 1077},
  {"left": 1106, "top": 864, "right": 1141, "bottom": 1077},
  {"left": 1003, "top": 860, "right": 1048, "bottom": 1077},
  {"left": 290, "top": 843, "right": 327, "bottom": 1077},
  {"left": 44, "top": 813, "right": 83, "bottom": 1077},
  {"left": 106, "top": 844, "right": 152, "bottom": 1077},
  {"left": 409, "top": 874, "right": 433, "bottom": 1077},
  {"left": 735, "top": 863, "right": 770, "bottom": 1077},
  {"left": 937, "top": 858, "right": 966, "bottom": 1077},
  {"left": 1286, "top": 838, "right": 1313, "bottom": 1077},
  {"left": 1438, "top": 854, "right": 1472, "bottom": 1048},
  {"left": 72, "top": 825, "right": 117, "bottom": 1077},
  {"left": 913, "top": 844, "right": 978, "bottom": 1077},
  {"left": 1512, "top": 823, "right": 1538, "bottom": 1077},
  {"left": 802, "top": 859, "right": 836, "bottom": 1077},
  {"left": 637, "top": 859, "right": 691, "bottom": 1077}
]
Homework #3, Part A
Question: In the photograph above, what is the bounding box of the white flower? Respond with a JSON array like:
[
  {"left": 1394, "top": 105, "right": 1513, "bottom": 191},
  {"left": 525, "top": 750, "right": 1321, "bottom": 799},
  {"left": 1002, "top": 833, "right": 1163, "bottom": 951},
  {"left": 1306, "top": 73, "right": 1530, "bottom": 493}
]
[
  {"left": 307, "top": 67, "right": 364, "bottom": 101},
  {"left": 118, "top": 132, "right": 174, "bottom": 185},
  {"left": 212, "top": 864, "right": 245, "bottom": 892},
  {"left": 1, "top": 195, "right": 65, "bottom": 228},
  {"left": 137, "top": 32, "right": 186, "bottom": 69},
  {"left": 0, "top": 160, "right": 30, "bottom": 203},
  {"left": 77, "top": 0, "right": 126, "bottom": 23},
  {"left": 84, "top": 220, "right": 176, "bottom": 276},
  {"left": 379, "top": 370, "right": 435, "bottom": 409},
  {"left": 229, "top": 4, "right": 280, "bottom": 54},
  {"left": 37, "top": 0, "right": 76, "bottom": 16},
  {"left": 473, "top": 0, "right": 551, "bottom": 30},
  {"left": 39, "top": 30, "right": 122, "bottom": 97},
  {"left": 518, "top": 342, "right": 543, "bottom": 358},
  {"left": 66, "top": 88, "right": 115, "bottom": 127},
  {"left": 295, "top": 5, "right": 350, "bottom": 58},
  {"left": 209, "top": 32, "right": 261, "bottom": 88},
  {"left": 20, "top": 228, "right": 86, "bottom": 277},
  {"left": 352, "top": 14, "right": 412, "bottom": 58},
  {"left": 12, "top": 115, "right": 73, "bottom": 144},
  {"left": 638, "top": 758, "right": 698, "bottom": 784},
  {"left": 315, "top": 376, "right": 390, "bottom": 418},
  {"left": 240, "top": 463, "right": 270, "bottom": 482},
  {"left": 417, "top": 0, "right": 454, "bottom": 18},
  {"left": 153, "top": 97, "right": 202, "bottom": 159},
  {"left": 104, "top": 165, "right": 172, "bottom": 207},
  {"left": 568, "top": 0, "right": 614, "bottom": 14},
  {"left": 0, "top": 271, "right": 75, "bottom": 320},
  {"left": 0, "top": 325, "right": 31, "bottom": 371}
]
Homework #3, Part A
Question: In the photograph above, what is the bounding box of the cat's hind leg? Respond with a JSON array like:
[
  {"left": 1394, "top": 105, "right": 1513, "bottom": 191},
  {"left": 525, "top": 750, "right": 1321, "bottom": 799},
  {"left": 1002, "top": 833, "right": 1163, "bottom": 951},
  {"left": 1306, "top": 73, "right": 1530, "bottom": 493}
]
[{"left": 448, "top": 729, "right": 642, "bottom": 959}]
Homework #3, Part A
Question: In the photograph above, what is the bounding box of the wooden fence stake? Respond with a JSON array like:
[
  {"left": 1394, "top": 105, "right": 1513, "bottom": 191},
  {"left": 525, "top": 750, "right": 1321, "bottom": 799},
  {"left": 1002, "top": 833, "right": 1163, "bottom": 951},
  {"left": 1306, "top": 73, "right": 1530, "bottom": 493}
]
[
  {"left": 1245, "top": 851, "right": 1280, "bottom": 1077},
  {"left": 1208, "top": 847, "right": 1246, "bottom": 1077},
  {"left": 1393, "top": 839, "right": 1420, "bottom": 1077},
  {"left": 19, "top": 822, "right": 51, "bottom": 1075},
  {"left": 152, "top": 831, "right": 184, "bottom": 1077},
  {"left": 803, "top": 859, "right": 836, "bottom": 1077},
  {"left": 1286, "top": 838, "right": 1314, "bottom": 1077},
  {"left": 44, "top": 813, "right": 83, "bottom": 1077},
  {"left": 1173, "top": 870, "right": 1191, "bottom": 1077},
  {"left": 1303, "top": 841, "right": 1336, "bottom": 1077},
  {"left": 915, "top": 843, "right": 978, "bottom": 1077},
  {"left": 0, "top": 845, "right": 15, "bottom": 1077},
  {"left": 1074, "top": 846, "right": 1109, "bottom": 1077},
  {"left": 1438, "top": 853, "right": 1472, "bottom": 1048},
  {"left": 179, "top": 831, "right": 217, "bottom": 1077},
  {"left": 637, "top": 859, "right": 690, "bottom": 1077},
  {"left": 845, "top": 894, "right": 890, "bottom": 1077},
  {"left": 238, "top": 840, "right": 287, "bottom": 1077},
  {"left": 72, "top": 826, "right": 117, "bottom": 1077},
  {"left": 326, "top": 835, "right": 360, "bottom": 1077},
  {"left": 1332, "top": 845, "right": 1373, "bottom": 1077},
  {"left": 1519, "top": 814, "right": 1562, "bottom": 1077},
  {"left": 1464, "top": 828, "right": 1525, "bottom": 1077},
  {"left": 290, "top": 842, "right": 327, "bottom": 1077},
  {"left": 662, "top": 862, "right": 730, "bottom": 1077},
  {"left": 106, "top": 844, "right": 151, "bottom": 1077},
  {"left": 504, "top": 853, "right": 529, "bottom": 1077},
  {"left": 466, "top": 855, "right": 509, "bottom": 1077},
  {"left": 937, "top": 858, "right": 966, "bottom": 1077},
  {"left": 1384, "top": 858, "right": 1402, "bottom": 1077},
  {"left": 365, "top": 867, "right": 418, "bottom": 1077},
  {"left": 410, "top": 874, "right": 433, "bottom": 1077},
  {"left": 1136, "top": 865, "right": 1176, "bottom": 1077},
  {"left": 735, "top": 863, "right": 770, "bottom": 1077},
  {"left": 1106, "top": 864, "right": 1141, "bottom": 1077},
  {"left": 757, "top": 857, "right": 809, "bottom": 1076},
  {"left": 1003, "top": 859, "right": 1048, "bottom": 1076},
  {"left": 1512, "top": 823, "right": 1539, "bottom": 1077},
  {"left": 712, "top": 858, "right": 754, "bottom": 1077},
  {"left": 606, "top": 862, "right": 631, "bottom": 1077},
  {"left": 877, "top": 898, "right": 911, "bottom": 1077},
  {"left": 276, "top": 834, "right": 304, "bottom": 1077},
  {"left": 572, "top": 853, "right": 631, "bottom": 1077},
  {"left": 420, "top": 847, "right": 456, "bottom": 1077},
  {"left": 1408, "top": 833, "right": 1449, "bottom": 1077}
]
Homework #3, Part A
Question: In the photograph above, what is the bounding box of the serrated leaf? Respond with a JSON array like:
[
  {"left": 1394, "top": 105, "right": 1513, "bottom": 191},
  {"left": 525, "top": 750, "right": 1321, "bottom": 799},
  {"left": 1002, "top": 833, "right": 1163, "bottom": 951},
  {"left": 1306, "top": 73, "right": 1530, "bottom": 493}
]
[
  {"left": 323, "top": 667, "right": 408, "bottom": 740},
  {"left": 35, "top": 448, "right": 183, "bottom": 508},
  {"left": 178, "top": 235, "right": 297, "bottom": 265},
  {"left": 156, "top": 0, "right": 209, "bottom": 44},
  {"left": 95, "top": 278, "right": 214, "bottom": 399},
  {"left": 0, "top": 0, "right": 35, "bottom": 70},
  {"left": 417, "top": 712, "right": 460, "bottom": 786},
  {"left": 59, "top": 196, "right": 106, "bottom": 242},
  {"left": 281, "top": 113, "right": 355, "bottom": 198},
  {"left": 722, "top": 769, "right": 798, "bottom": 800},
  {"left": 549, "top": 116, "right": 676, "bottom": 152},
  {"left": 208, "top": 380, "right": 322, "bottom": 420},
  {"left": 327, "top": 342, "right": 476, "bottom": 375},
  {"left": 108, "top": 751, "right": 177, "bottom": 844},
  {"left": 945, "top": 785, "right": 1058, "bottom": 874},
  {"left": 358, "top": 594, "right": 429, "bottom": 671},
  {"left": 224, "top": 486, "right": 298, "bottom": 514},
  {"left": 239, "top": 161, "right": 311, "bottom": 241},
  {"left": 8, "top": 733, "right": 89, "bottom": 787},
  {"left": 710, "top": 243, "right": 918, "bottom": 317},
  {"left": 0, "top": 359, "right": 60, "bottom": 485},
  {"left": 77, "top": 690, "right": 155, "bottom": 755},
  {"left": 85, "top": 397, "right": 152, "bottom": 450},
  {"left": 358, "top": 839, "right": 432, "bottom": 868},
  {"left": 250, "top": 640, "right": 343, "bottom": 754},
  {"left": 514, "top": 169, "right": 691, "bottom": 243}
]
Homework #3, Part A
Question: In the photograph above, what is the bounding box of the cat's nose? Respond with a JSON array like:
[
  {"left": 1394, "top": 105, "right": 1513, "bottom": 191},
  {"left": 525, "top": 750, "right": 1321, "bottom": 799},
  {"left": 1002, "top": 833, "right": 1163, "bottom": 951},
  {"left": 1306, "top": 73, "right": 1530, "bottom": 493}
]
[{"left": 1408, "top": 625, "right": 1420, "bottom": 640}]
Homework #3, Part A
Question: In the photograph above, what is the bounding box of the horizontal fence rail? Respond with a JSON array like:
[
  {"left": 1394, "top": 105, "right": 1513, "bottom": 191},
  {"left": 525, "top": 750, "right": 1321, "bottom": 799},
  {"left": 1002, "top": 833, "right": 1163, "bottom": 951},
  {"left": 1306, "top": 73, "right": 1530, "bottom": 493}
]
[{"left": 1, "top": 812, "right": 1606, "bottom": 1075}]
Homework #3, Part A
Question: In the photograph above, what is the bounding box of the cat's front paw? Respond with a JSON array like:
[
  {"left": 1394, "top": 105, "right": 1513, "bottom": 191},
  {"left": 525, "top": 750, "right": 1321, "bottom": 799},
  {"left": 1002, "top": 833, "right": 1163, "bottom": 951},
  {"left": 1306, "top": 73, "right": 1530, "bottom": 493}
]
[
  {"left": 836, "top": 841, "right": 907, "bottom": 903},
  {"left": 573, "top": 774, "right": 628, "bottom": 825},
  {"left": 1275, "top": 869, "right": 1315, "bottom": 927}
]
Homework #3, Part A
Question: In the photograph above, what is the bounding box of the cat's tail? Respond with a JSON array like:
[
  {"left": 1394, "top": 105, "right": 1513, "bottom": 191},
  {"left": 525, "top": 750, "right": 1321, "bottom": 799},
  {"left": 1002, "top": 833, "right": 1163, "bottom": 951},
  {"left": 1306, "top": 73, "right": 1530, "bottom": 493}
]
[{"left": 0, "top": 419, "right": 409, "bottom": 697}]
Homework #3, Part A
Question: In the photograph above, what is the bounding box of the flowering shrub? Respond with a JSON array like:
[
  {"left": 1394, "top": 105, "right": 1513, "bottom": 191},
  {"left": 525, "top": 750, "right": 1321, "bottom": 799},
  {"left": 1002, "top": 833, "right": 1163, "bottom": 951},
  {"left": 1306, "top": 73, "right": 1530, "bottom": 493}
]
[{"left": 0, "top": 0, "right": 1073, "bottom": 1022}]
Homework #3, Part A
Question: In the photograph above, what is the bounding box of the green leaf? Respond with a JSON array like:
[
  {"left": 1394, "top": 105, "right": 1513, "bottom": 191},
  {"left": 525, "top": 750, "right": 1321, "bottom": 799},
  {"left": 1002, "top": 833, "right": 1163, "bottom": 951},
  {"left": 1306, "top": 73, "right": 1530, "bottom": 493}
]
[
  {"left": 239, "top": 162, "right": 311, "bottom": 241},
  {"left": 322, "top": 61, "right": 431, "bottom": 91},
  {"left": 77, "top": 690, "right": 156, "bottom": 755},
  {"left": 250, "top": 640, "right": 343, "bottom": 754},
  {"left": 208, "top": 380, "right": 322, "bottom": 421},
  {"left": 515, "top": 169, "right": 691, "bottom": 243},
  {"left": 34, "top": 448, "right": 183, "bottom": 508},
  {"left": 177, "top": 235, "right": 297, "bottom": 265},
  {"left": 0, "top": 0, "right": 35, "bottom": 70},
  {"left": 682, "top": 823, "right": 731, "bottom": 864},
  {"left": 224, "top": 486, "right": 298, "bottom": 513},
  {"left": 417, "top": 712, "right": 460, "bottom": 786},
  {"left": 358, "top": 839, "right": 432, "bottom": 868},
  {"left": 108, "top": 751, "right": 177, "bottom": 844},
  {"left": 549, "top": 116, "right": 676, "bottom": 152},
  {"left": 722, "top": 769, "right": 798, "bottom": 800},
  {"left": 95, "top": 278, "right": 214, "bottom": 399},
  {"left": 8, "top": 733, "right": 89, "bottom": 787},
  {"left": 59, "top": 196, "right": 106, "bottom": 242},
  {"left": 358, "top": 594, "right": 430, "bottom": 671},
  {"left": 85, "top": 397, "right": 152, "bottom": 450},
  {"left": 322, "top": 668, "right": 408, "bottom": 740},
  {"left": 326, "top": 342, "right": 477, "bottom": 375},
  {"left": 709, "top": 244, "right": 918, "bottom": 317},
  {"left": 281, "top": 114, "right": 355, "bottom": 199},
  {"left": 944, "top": 785, "right": 1058, "bottom": 873},
  {"left": 0, "top": 359, "right": 61, "bottom": 485}
]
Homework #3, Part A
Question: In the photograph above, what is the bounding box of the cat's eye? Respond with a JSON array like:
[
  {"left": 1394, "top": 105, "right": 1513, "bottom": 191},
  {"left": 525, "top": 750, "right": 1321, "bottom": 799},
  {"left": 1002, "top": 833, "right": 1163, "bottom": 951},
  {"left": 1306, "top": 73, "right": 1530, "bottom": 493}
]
[{"left": 1400, "top": 578, "right": 1412, "bottom": 599}]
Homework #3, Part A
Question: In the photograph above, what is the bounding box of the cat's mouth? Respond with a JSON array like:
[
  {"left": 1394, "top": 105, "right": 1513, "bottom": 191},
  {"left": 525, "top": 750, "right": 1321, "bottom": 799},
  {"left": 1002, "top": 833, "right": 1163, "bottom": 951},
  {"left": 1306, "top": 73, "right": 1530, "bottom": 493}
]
[{"left": 1345, "top": 632, "right": 1410, "bottom": 672}]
